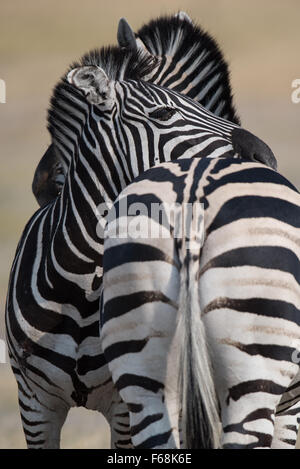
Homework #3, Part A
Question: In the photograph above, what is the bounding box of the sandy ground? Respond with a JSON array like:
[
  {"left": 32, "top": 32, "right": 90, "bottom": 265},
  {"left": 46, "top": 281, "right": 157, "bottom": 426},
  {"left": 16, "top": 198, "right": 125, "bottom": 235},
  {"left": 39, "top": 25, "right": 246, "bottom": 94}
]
[{"left": 0, "top": 0, "right": 300, "bottom": 449}]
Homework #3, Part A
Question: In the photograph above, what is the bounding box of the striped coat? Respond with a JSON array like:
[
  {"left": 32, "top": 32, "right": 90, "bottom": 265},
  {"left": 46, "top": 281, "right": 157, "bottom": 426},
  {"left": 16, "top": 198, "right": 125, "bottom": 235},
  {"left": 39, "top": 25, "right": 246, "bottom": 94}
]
[{"left": 102, "top": 156, "right": 300, "bottom": 448}]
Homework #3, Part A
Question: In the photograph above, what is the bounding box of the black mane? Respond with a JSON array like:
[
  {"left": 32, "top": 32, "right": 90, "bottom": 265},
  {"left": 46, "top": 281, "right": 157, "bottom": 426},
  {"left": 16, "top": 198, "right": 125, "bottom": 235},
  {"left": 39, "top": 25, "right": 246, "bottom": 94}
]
[
  {"left": 69, "top": 46, "right": 157, "bottom": 81},
  {"left": 137, "top": 14, "right": 240, "bottom": 124}
]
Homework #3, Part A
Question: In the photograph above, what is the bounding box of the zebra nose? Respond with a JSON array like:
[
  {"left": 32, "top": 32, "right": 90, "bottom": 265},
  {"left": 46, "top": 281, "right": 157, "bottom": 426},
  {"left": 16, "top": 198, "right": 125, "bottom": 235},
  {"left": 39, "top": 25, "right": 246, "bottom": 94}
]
[{"left": 231, "top": 127, "right": 277, "bottom": 171}]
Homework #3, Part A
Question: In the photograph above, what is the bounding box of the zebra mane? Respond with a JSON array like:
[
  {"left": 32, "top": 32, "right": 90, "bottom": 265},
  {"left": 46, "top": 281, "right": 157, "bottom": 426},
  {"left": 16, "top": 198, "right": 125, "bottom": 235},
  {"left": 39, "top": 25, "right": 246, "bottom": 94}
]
[
  {"left": 137, "top": 14, "right": 240, "bottom": 124},
  {"left": 69, "top": 46, "right": 157, "bottom": 81}
]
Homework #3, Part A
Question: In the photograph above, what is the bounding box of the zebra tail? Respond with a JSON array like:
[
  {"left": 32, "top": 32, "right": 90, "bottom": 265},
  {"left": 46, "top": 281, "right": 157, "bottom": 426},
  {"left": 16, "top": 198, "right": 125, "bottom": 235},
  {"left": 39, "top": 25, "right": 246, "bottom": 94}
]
[{"left": 178, "top": 252, "right": 221, "bottom": 449}]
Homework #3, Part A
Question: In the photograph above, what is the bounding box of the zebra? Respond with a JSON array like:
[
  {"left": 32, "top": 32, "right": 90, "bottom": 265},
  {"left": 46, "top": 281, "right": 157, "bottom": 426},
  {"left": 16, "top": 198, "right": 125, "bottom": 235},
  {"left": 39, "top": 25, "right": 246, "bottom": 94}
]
[
  {"left": 32, "top": 12, "right": 243, "bottom": 208},
  {"left": 4, "top": 44, "right": 247, "bottom": 449},
  {"left": 6, "top": 21, "right": 277, "bottom": 448},
  {"left": 101, "top": 155, "right": 300, "bottom": 449}
]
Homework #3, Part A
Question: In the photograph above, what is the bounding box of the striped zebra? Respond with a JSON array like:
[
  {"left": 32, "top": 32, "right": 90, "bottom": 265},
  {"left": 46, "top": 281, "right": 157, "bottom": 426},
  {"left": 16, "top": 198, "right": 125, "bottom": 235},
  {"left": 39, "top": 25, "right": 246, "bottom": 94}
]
[
  {"left": 101, "top": 156, "right": 300, "bottom": 449},
  {"left": 32, "top": 12, "right": 242, "bottom": 208},
  {"left": 5, "top": 40, "right": 269, "bottom": 449}
]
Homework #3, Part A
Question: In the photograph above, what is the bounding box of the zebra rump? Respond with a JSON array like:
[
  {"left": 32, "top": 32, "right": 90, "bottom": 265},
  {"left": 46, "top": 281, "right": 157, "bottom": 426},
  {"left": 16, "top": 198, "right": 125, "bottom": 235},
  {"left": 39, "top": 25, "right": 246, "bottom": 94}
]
[{"left": 101, "top": 157, "right": 300, "bottom": 448}]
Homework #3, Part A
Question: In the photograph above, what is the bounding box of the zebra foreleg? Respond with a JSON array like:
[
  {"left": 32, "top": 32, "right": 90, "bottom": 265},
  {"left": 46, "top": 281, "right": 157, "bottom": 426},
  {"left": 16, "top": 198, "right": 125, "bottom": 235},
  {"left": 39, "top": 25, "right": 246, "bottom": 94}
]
[
  {"left": 19, "top": 389, "right": 69, "bottom": 449},
  {"left": 14, "top": 366, "right": 69, "bottom": 448}
]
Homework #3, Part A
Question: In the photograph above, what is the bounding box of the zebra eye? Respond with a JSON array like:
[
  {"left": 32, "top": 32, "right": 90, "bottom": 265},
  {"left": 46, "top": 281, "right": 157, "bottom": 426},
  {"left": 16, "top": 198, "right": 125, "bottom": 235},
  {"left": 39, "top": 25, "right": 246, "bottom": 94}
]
[{"left": 148, "top": 107, "right": 177, "bottom": 121}]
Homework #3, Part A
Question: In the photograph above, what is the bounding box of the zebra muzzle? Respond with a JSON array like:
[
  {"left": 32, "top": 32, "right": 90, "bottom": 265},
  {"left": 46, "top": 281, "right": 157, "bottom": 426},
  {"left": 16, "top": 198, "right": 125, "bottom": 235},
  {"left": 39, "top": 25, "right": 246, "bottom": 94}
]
[{"left": 231, "top": 127, "right": 277, "bottom": 170}]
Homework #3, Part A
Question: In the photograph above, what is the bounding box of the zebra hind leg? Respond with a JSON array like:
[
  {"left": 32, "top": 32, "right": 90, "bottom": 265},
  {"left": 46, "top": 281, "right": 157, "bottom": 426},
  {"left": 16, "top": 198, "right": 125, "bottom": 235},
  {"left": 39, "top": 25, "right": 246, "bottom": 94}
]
[
  {"left": 116, "top": 391, "right": 179, "bottom": 449},
  {"left": 103, "top": 306, "right": 182, "bottom": 449},
  {"left": 272, "top": 373, "right": 300, "bottom": 448},
  {"left": 101, "top": 236, "right": 182, "bottom": 449},
  {"left": 203, "top": 302, "right": 300, "bottom": 448},
  {"left": 109, "top": 394, "right": 133, "bottom": 448},
  {"left": 272, "top": 402, "right": 300, "bottom": 448}
]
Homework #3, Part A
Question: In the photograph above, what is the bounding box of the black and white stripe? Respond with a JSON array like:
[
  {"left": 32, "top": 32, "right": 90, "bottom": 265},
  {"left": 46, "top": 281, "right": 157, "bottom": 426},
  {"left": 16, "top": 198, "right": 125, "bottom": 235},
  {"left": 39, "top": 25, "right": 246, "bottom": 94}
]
[{"left": 101, "top": 156, "right": 300, "bottom": 448}]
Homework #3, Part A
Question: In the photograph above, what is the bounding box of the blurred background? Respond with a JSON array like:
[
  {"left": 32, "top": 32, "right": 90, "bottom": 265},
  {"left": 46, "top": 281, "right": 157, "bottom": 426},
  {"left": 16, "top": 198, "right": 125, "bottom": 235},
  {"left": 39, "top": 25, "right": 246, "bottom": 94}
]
[{"left": 0, "top": 0, "right": 299, "bottom": 448}]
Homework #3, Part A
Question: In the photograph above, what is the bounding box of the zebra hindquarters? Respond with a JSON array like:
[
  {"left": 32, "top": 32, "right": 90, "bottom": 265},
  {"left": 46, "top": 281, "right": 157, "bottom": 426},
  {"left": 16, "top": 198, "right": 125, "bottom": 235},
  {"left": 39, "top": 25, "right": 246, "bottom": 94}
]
[
  {"left": 101, "top": 232, "right": 182, "bottom": 449},
  {"left": 199, "top": 211, "right": 300, "bottom": 448}
]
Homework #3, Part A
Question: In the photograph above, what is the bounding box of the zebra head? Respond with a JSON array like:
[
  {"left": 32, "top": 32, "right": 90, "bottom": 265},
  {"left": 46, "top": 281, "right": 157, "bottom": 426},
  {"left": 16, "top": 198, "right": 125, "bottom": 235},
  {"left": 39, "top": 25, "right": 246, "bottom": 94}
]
[
  {"left": 34, "top": 14, "right": 277, "bottom": 207},
  {"left": 64, "top": 49, "right": 239, "bottom": 179},
  {"left": 32, "top": 13, "right": 241, "bottom": 207},
  {"left": 65, "top": 50, "right": 276, "bottom": 176}
]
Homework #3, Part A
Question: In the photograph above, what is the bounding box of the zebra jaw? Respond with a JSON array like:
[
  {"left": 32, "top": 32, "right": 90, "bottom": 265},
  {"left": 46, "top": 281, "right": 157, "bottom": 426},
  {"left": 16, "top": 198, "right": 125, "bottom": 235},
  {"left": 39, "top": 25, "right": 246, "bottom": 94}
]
[{"left": 67, "top": 66, "right": 115, "bottom": 106}]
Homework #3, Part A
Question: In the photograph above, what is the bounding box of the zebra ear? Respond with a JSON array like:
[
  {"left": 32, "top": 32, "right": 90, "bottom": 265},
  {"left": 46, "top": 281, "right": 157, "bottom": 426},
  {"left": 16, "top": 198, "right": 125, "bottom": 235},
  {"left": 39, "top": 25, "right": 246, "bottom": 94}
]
[
  {"left": 117, "top": 17, "right": 152, "bottom": 57},
  {"left": 117, "top": 18, "right": 137, "bottom": 50},
  {"left": 175, "top": 11, "right": 193, "bottom": 23},
  {"left": 67, "top": 66, "right": 114, "bottom": 105}
]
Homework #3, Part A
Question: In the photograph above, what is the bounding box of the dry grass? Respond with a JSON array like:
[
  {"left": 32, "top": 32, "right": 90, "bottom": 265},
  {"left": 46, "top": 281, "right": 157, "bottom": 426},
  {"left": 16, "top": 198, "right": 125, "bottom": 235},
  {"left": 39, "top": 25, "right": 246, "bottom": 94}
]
[{"left": 0, "top": 0, "right": 299, "bottom": 448}]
